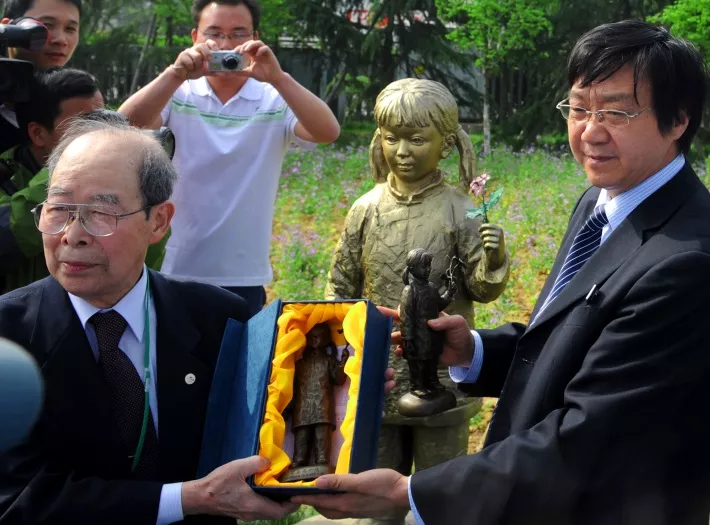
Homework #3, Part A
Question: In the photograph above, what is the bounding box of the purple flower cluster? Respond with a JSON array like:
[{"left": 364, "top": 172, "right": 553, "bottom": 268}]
[{"left": 469, "top": 172, "right": 490, "bottom": 197}]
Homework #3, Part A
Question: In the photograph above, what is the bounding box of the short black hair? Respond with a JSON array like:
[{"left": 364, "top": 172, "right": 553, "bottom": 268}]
[
  {"left": 2, "top": 0, "right": 82, "bottom": 19},
  {"left": 191, "top": 0, "right": 260, "bottom": 31},
  {"left": 15, "top": 67, "right": 99, "bottom": 142},
  {"left": 568, "top": 19, "right": 708, "bottom": 154}
]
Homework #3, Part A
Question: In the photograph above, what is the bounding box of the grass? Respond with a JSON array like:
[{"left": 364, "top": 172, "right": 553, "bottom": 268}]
[
  {"left": 245, "top": 506, "right": 317, "bottom": 525},
  {"left": 259, "top": 134, "right": 710, "bottom": 524}
]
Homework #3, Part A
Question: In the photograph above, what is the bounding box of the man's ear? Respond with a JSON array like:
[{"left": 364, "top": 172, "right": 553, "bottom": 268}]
[
  {"left": 191, "top": 27, "right": 198, "bottom": 44},
  {"left": 253, "top": 30, "right": 259, "bottom": 40},
  {"left": 1, "top": 18, "right": 10, "bottom": 24},
  {"left": 670, "top": 112, "right": 690, "bottom": 142},
  {"left": 440, "top": 133, "right": 456, "bottom": 159},
  {"left": 148, "top": 201, "right": 175, "bottom": 245},
  {"left": 27, "top": 122, "right": 50, "bottom": 149}
]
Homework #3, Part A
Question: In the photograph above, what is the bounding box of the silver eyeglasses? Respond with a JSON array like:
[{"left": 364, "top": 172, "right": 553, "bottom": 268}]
[
  {"left": 200, "top": 29, "right": 255, "bottom": 42},
  {"left": 556, "top": 98, "right": 652, "bottom": 127},
  {"left": 31, "top": 202, "right": 152, "bottom": 237}
]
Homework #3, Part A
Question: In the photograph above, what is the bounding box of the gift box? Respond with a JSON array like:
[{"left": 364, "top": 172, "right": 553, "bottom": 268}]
[{"left": 198, "top": 299, "right": 392, "bottom": 499}]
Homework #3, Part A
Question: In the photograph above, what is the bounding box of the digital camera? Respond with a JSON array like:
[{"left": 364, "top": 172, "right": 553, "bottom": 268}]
[{"left": 208, "top": 51, "right": 244, "bottom": 72}]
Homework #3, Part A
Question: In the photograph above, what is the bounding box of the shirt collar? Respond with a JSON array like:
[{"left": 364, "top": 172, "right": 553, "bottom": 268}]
[
  {"left": 68, "top": 266, "right": 149, "bottom": 342},
  {"left": 596, "top": 153, "right": 685, "bottom": 233},
  {"left": 191, "top": 76, "right": 264, "bottom": 101},
  {"left": 386, "top": 170, "right": 445, "bottom": 203}
]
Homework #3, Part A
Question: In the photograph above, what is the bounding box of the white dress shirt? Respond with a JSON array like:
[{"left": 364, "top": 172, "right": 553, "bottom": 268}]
[{"left": 67, "top": 267, "right": 184, "bottom": 525}]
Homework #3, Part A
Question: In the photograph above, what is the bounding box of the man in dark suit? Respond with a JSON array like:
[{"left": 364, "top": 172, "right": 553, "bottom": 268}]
[
  {"left": 0, "top": 116, "right": 298, "bottom": 524},
  {"left": 293, "top": 20, "right": 710, "bottom": 525}
]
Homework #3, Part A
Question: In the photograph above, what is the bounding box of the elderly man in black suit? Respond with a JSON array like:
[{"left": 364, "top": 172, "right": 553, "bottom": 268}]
[
  {"left": 0, "top": 116, "right": 298, "bottom": 524},
  {"left": 294, "top": 19, "right": 710, "bottom": 525}
]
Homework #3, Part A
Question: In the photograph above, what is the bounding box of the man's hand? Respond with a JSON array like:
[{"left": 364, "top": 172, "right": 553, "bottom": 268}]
[
  {"left": 169, "top": 41, "right": 219, "bottom": 80},
  {"left": 378, "top": 306, "right": 474, "bottom": 368},
  {"left": 291, "top": 469, "right": 410, "bottom": 519},
  {"left": 234, "top": 40, "right": 284, "bottom": 85},
  {"left": 181, "top": 456, "right": 299, "bottom": 521},
  {"left": 480, "top": 223, "right": 506, "bottom": 271}
]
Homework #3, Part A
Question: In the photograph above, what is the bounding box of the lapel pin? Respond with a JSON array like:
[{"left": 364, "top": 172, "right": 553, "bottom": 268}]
[
  {"left": 585, "top": 284, "right": 600, "bottom": 303},
  {"left": 185, "top": 373, "right": 196, "bottom": 385}
]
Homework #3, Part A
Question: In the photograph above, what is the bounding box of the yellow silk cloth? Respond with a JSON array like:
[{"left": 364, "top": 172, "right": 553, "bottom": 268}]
[{"left": 255, "top": 301, "right": 367, "bottom": 486}]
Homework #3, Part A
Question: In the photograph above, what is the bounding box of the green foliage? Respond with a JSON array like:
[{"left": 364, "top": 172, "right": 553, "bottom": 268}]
[
  {"left": 245, "top": 505, "right": 317, "bottom": 525},
  {"left": 259, "top": 0, "right": 297, "bottom": 45},
  {"left": 278, "top": 0, "right": 483, "bottom": 117},
  {"left": 467, "top": 187, "right": 503, "bottom": 221},
  {"left": 436, "top": 0, "right": 555, "bottom": 74},
  {"left": 650, "top": 0, "right": 710, "bottom": 57}
]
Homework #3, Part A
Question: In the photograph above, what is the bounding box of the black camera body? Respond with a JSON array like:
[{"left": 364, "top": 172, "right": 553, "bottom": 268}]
[{"left": 0, "top": 18, "right": 49, "bottom": 103}]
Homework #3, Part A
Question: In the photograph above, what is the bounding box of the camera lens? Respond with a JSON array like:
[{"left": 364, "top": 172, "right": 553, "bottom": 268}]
[{"left": 221, "top": 54, "right": 240, "bottom": 70}]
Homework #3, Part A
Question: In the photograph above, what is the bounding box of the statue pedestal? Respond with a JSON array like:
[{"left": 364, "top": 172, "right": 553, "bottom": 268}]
[
  {"left": 397, "top": 389, "right": 456, "bottom": 418},
  {"left": 281, "top": 464, "right": 332, "bottom": 483}
]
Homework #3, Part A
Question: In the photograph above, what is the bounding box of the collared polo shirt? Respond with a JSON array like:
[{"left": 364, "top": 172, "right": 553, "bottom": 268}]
[{"left": 160, "top": 77, "right": 313, "bottom": 286}]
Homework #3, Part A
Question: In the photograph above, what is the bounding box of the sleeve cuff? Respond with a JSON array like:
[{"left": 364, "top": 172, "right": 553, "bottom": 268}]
[
  {"left": 287, "top": 110, "right": 317, "bottom": 150},
  {"left": 408, "top": 475, "right": 425, "bottom": 525},
  {"left": 156, "top": 482, "right": 184, "bottom": 525},
  {"left": 449, "top": 330, "right": 484, "bottom": 383}
]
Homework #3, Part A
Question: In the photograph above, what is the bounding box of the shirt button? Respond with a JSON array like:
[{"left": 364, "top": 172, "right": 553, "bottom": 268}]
[{"left": 185, "top": 373, "right": 196, "bottom": 385}]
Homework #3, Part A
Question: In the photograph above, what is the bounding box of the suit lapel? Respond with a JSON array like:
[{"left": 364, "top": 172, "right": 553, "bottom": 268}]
[
  {"left": 150, "top": 270, "right": 212, "bottom": 481},
  {"left": 527, "top": 163, "right": 698, "bottom": 332},
  {"left": 528, "top": 189, "right": 598, "bottom": 323},
  {"left": 31, "top": 278, "right": 125, "bottom": 461}
]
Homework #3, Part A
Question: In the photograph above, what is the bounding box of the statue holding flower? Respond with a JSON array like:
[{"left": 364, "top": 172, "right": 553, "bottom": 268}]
[{"left": 325, "top": 78, "right": 510, "bottom": 525}]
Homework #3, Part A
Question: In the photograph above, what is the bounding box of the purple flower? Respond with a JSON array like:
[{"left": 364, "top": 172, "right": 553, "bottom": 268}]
[{"left": 469, "top": 173, "right": 490, "bottom": 197}]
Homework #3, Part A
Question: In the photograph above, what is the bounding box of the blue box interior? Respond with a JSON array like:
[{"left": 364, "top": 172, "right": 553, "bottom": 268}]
[{"left": 198, "top": 299, "right": 392, "bottom": 499}]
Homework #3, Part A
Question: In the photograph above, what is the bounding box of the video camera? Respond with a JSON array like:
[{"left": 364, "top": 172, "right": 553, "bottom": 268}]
[{"left": 0, "top": 17, "right": 49, "bottom": 103}]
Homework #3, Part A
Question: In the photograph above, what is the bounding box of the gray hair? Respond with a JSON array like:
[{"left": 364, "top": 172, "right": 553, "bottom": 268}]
[{"left": 46, "top": 113, "right": 178, "bottom": 209}]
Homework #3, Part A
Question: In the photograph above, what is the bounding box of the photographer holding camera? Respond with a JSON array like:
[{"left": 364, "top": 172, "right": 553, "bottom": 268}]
[
  {"left": 0, "top": 68, "right": 100, "bottom": 293},
  {"left": 1, "top": 0, "right": 82, "bottom": 151},
  {"left": 119, "top": 0, "right": 340, "bottom": 316},
  {"left": 2, "top": 0, "right": 80, "bottom": 68}
]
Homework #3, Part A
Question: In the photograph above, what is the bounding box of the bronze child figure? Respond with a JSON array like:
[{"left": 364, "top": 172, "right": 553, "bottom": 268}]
[
  {"left": 282, "top": 323, "right": 349, "bottom": 482},
  {"left": 325, "top": 78, "right": 510, "bottom": 525},
  {"left": 399, "top": 249, "right": 458, "bottom": 416}
]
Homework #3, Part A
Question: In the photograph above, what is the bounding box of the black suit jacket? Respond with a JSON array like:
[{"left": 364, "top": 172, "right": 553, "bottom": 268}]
[
  {"left": 0, "top": 270, "right": 249, "bottom": 525},
  {"left": 411, "top": 164, "right": 710, "bottom": 524}
]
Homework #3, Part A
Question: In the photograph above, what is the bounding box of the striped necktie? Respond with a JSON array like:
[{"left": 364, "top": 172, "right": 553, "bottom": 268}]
[{"left": 533, "top": 203, "right": 608, "bottom": 323}]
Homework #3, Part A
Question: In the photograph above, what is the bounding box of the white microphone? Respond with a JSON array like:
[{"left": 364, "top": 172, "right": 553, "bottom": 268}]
[{"left": 0, "top": 338, "right": 43, "bottom": 453}]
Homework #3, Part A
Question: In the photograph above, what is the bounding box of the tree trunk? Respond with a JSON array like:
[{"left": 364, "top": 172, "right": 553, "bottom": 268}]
[
  {"left": 165, "top": 16, "right": 173, "bottom": 47},
  {"left": 499, "top": 63, "right": 508, "bottom": 123},
  {"left": 483, "top": 68, "right": 491, "bottom": 156},
  {"left": 378, "top": 6, "right": 397, "bottom": 92},
  {"left": 129, "top": 11, "right": 158, "bottom": 96},
  {"left": 323, "top": 68, "right": 346, "bottom": 105}
]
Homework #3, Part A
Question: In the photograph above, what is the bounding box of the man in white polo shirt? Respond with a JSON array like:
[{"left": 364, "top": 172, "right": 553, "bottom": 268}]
[{"left": 119, "top": 0, "right": 340, "bottom": 315}]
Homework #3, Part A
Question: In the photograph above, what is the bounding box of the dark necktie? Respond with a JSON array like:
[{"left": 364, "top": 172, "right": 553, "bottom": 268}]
[
  {"left": 90, "top": 310, "right": 158, "bottom": 478},
  {"left": 534, "top": 203, "right": 609, "bottom": 322}
]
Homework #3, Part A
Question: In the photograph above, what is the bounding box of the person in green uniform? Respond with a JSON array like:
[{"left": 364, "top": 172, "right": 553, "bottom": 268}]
[{"left": 0, "top": 68, "right": 168, "bottom": 294}]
